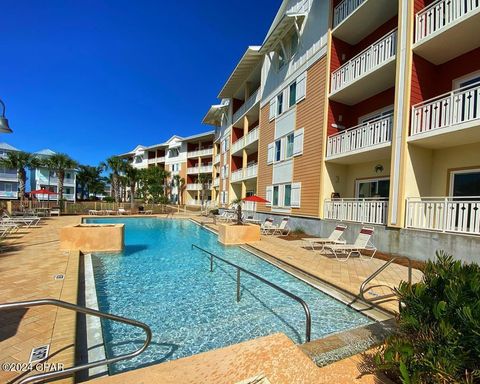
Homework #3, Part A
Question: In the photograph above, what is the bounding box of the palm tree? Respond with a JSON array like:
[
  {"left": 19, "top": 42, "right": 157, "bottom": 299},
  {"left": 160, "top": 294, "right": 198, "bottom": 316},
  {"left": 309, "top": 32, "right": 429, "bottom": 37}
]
[
  {"left": 44, "top": 153, "right": 78, "bottom": 205},
  {"left": 76, "top": 165, "right": 103, "bottom": 200},
  {"left": 173, "top": 174, "right": 185, "bottom": 205},
  {"left": 101, "top": 156, "right": 127, "bottom": 203},
  {"left": 125, "top": 164, "right": 140, "bottom": 209},
  {"left": 197, "top": 173, "right": 212, "bottom": 210},
  {"left": 0, "top": 151, "right": 39, "bottom": 202}
]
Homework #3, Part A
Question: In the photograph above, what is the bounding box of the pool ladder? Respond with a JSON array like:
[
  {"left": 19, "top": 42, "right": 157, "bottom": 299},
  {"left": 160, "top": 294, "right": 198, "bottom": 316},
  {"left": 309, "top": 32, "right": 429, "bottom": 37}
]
[
  {"left": 359, "top": 256, "right": 414, "bottom": 310},
  {"left": 0, "top": 299, "right": 152, "bottom": 384},
  {"left": 191, "top": 244, "right": 312, "bottom": 342}
]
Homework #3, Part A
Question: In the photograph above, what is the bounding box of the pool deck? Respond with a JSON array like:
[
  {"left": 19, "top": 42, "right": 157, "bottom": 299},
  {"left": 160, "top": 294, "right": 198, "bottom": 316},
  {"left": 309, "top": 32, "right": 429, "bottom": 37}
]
[{"left": 0, "top": 214, "right": 408, "bottom": 383}]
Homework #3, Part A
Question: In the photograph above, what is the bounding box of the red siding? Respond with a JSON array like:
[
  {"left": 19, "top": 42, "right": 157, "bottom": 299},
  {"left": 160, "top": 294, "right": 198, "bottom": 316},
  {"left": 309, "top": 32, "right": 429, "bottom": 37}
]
[
  {"left": 354, "top": 17, "right": 398, "bottom": 54},
  {"left": 230, "top": 155, "right": 242, "bottom": 171},
  {"left": 330, "top": 37, "right": 352, "bottom": 72}
]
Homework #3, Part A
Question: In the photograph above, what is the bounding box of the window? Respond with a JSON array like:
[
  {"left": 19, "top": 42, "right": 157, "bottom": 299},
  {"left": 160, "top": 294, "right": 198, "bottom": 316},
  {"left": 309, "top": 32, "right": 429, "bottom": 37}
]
[
  {"left": 275, "top": 140, "right": 282, "bottom": 162},
  {"left": 284, "top": 184, "right": 292, "bottom": 207},
  {"left": 289, "top": 82, "right": 297, "bottom": 107},
  {"left": 356, "top": 178, "right": 390, "bottom": 198},
  {"left": 272, "top": 186, "right": 279, "bottom": 206},
  {"left": 277, "top": 93, "right": 283, "bottom": 115},
  {"left": 277, "top": 48, "right": 286, "bottom": 70},
  {"left": 290, "top": 33, "right": 298, "bottom": 57},
  {"left": 286, "top": 133, "right": 294, "bottom": 158},
  {"left": 450, "top": 169, "right": 480, "bottom": 197}
]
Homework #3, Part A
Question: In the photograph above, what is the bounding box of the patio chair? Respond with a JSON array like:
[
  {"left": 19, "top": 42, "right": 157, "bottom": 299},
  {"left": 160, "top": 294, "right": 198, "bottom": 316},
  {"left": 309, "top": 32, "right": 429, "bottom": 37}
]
[
  {"left": 50, "top": 207, "right": 61, "bottom": 216},
  {"left": 322, "top": 226, "right": 376, "bottom": 262},
  {"left": 2, "top": 213, "right": 40, "bottom": 228},
  {"left": 302, "top": 224, "right": 347, "bottom": 251},
  {"left": 260, "top": 218, "right": 275, "bottom": 234},
  {"left": 272, "top": 218, "right": 291, "bottom": 236},
  {"left": 117, "top": 208, "right": 131, "bottom": 215}
]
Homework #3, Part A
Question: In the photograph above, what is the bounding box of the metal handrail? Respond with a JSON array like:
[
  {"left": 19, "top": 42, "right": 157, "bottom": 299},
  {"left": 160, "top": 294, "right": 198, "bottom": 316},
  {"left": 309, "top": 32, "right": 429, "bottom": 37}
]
[
  {"left": 191, "top": 244, "right": 312, "bottom": 342},
  {"left": 0, "top": 299, "right": 152, "bottom": 384},
  {"left": 359, "top": 256, "right": 413, "bottom": 305}
]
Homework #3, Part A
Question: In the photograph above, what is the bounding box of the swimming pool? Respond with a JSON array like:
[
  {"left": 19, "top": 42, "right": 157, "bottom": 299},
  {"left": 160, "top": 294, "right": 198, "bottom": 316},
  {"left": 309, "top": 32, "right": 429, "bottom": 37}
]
[{"left": 86, "top": 218, "right": 373, "bottom": 374}]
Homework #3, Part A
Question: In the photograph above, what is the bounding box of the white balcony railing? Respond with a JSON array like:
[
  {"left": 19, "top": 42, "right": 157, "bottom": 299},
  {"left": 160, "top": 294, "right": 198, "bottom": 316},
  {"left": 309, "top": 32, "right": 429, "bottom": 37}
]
[
  {"left": 245, "top": 127, "right": 259, "bottom": 147},
  {"left": 230, "top": 164, "right": 258, "bottom": 183},
  {"left": 331, "top": 29, "right": 397, "bottom": 93},
  {"left": 287, "top": 0, "right": 312, "bottom": 15},
  {"left": 324, "top": 198, "right": 389, "bottom": 225},
  {"left": 187, "top": 166, "right": 199, "bottom": 174},
  {"left": 333, "top": 0, "right": 365, "bottom": 27},
  {"left": 231, "top": 127, "right": 260, "bottom": 155},
  {"left": 213, "top": 178, "right": 219, "bottom": 187},
  {"left": 199, "top": 165, "right": 213, "bottom": 173},
  {"left": 0, "top": 191, "right": 18, "bottom": 199},
  {"left": 411, "top": 82, "right": 480, "bottom": 136},
  {"left": 406, "top": 197, "right": 480, "bottom": 235},
  {"left": 187, "top": 148, "right": 213, "bottom": 158},
  {"left": 232, "top": 88, "right": 260, "bottom": 123},
  {"left": 231, "top": 137, "right": 244, "bottom": 154},
  {"left": 186, "top": 183, "right": 202, "bottom": 191},
  {"left": 327, "top": 114, "right": 393, "bottom": 157},
  {"left": 244, "top": 164, "right": 258, "bottom": 179},
  {"left": 415, "top": 0, "right": 480, "bottom": 43},
  {"left": 214, "top": 154, "right": 220, "bottom": 164},
  {"left": 157, "top": 156, "right": 166, "bottom": 163},
  {"left": 0, "top": 172, "right": 18, "bottom": 181},
  {"left": 231, "top": 169, "right": 243, "bottom": 182}
]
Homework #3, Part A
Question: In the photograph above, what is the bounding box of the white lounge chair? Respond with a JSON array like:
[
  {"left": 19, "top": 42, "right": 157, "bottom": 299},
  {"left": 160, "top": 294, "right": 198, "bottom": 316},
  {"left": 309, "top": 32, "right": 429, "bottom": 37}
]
[
  {"left": 260, "top": 218, "right": 275, "bottom": 234},
  {"left": 272, "top": 218, "right": 291, "bottom": 236},
  {"left": 302, "top": 224, "right": 347, "bottom": 251},
  {"left": 322, "top": 226, "right": 376, "bottom": 262},
  {"left": 117, "top": 208, "right": 131, "bottom": 215},
  {"left": 2, "top": 213, "right": 40, "bottom": 228}
]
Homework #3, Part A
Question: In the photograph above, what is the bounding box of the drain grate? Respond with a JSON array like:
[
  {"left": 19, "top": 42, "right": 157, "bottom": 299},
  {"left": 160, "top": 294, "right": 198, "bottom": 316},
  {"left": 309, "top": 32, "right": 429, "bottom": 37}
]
[
  {"left": 54, "top": 274, "right": 65, "bottom": 280},
  {"left": 29, "top": 344, "right": 50, "bottom": 363}
]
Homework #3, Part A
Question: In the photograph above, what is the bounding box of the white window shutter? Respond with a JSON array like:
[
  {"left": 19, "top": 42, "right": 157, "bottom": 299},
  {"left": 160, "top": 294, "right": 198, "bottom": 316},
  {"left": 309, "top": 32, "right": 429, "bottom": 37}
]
[
  {"left": 291, "top": 182, "right": 301, "bottom": 208},
  {"left": 293, "top": 128, "right": 304, "bottom": 156},
  {"left": 296, "top": 72, "right": 307, "bottom": 102},
  {"left": 269, "top": 98, "right": 276, "bottom": 120},
  {"left": 266, "top": 186, "right": 273, "bottom": 206},
  {"left": 267, "top": 143, "right": 274, "bottom": 164}
]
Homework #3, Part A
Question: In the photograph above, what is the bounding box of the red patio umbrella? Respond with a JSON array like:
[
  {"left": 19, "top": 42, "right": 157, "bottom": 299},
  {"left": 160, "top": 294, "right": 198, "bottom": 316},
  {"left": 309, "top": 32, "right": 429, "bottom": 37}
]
[
  {"left": 242, "top": 195, "right": 269, "bottom": 220},
  {"left": 242, "top": 195, "right": 269, "bottom": 203},
  {"left": 31, "top": 189, "right": 58, "bottom": 195}
]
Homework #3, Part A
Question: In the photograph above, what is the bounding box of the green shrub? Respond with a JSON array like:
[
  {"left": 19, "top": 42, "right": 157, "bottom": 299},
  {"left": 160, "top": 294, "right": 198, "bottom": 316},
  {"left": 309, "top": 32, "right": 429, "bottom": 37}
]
[{"left": 376, "top": 251, "right": 480, "bottom": 383}]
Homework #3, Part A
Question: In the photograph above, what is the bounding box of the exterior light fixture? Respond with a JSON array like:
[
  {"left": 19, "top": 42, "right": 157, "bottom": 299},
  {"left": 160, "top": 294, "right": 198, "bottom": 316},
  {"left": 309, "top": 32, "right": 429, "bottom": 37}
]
[{"left": 0, "top": 99, "right": 13, "bottom": 133}]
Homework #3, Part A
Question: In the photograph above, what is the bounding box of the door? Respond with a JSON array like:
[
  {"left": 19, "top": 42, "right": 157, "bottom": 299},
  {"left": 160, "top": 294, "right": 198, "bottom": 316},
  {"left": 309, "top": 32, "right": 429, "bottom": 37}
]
[{"left": 448, "top": 169, "right": 480, "bottom": 233}]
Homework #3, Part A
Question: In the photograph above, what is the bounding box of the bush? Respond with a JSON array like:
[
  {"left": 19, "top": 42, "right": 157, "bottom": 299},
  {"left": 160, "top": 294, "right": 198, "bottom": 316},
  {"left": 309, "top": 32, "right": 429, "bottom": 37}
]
[{"left": 376, "top": 251, "right": 480, "bottom": 383}]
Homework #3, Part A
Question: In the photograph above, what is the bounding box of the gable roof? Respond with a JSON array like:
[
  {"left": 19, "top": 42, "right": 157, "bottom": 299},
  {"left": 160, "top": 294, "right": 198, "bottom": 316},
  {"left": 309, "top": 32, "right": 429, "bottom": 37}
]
[
  {"left": 0, "top": 142, "right": 20, "bottom": 152},
  {"left": 34, "top": 149, "right": 56, "bottom": 156}
]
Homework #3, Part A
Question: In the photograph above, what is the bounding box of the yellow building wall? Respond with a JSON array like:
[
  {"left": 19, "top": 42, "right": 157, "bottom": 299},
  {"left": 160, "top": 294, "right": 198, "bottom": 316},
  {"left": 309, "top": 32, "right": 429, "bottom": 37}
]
[{"left": 344, "top": 158, "right": 391, "bottom": 197}]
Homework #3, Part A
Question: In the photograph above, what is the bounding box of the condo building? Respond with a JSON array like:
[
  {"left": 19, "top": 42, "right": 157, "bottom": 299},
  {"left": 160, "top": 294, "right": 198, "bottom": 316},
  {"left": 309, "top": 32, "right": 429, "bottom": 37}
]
[
  {"left": 30, "top": 149, "right": 77, "bottom": 202},
  {"left": 119, "top": 131, "right": 215, "bottom": 206},
  {"left": 201, "top": 0, "right": 480, "bottom": 262},
  {"left": 0, "top": 143, "right": 20, "bottom": 199}
]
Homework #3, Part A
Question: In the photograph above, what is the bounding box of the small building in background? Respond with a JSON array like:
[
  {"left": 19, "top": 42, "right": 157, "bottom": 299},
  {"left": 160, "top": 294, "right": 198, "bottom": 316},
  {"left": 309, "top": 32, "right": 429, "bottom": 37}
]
[{"left": 0, "top": 142, "right": 20, "bottom": 200}]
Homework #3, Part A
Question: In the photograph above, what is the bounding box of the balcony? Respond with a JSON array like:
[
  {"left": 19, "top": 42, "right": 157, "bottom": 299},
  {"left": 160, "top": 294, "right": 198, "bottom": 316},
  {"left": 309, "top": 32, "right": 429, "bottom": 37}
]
[
  {"left": 186, "top": 183, "right": 212, "bottom": 191},
  {"left": 187, "top": 148, "right": 213, "bottom": 158},
  {"left": 326, "top": 114, "right": 393, "bottom": 163},
  {"left": 38, "top": 176, "right": 76, "bottom": 186},
  {"left": 230, "top": 164, "right": 258, "bottom": 183},
  {"left": 409, "top": 82, "right": 480, "bottom": 148},
  {"left": 199, "top": 165, "right": 213, "bottom": 173},
  {"left": 0, "top": 172, "right": 18, "bottom": 181},
  {"left": 406, "top": 196, "right": 480, "bottom": 235},
  {"left": 0, "top": 191, "right": 18, "bottom": 199},
  {"left": 413, "top": 0, "right": 480, "bottom": 64},
  {"left": 214, "top": 154, "right": 220, "bottom": 164},
  {"left": 213, "top": 178, "right": 219, "bottom": 187},
  {"left": 230, "top": 127, "right": 260, "bottom": 156},
  {"left": 232, "top": 89, "right": 260, "bottom": 124},
  {"left": 332, "top": 0, "right": 398, "bottom": 45},
  {"left": 330, "top": 30, "right": 397, "bottom": 105},
  {"left": 324, "top": 198, "right": 389, "bottom": 225}
]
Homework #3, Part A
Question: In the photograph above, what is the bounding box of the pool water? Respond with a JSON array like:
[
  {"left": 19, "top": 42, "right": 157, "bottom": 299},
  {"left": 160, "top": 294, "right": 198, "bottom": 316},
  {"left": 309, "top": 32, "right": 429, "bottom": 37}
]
[{"left": 87, "top": 218, "right": 373, "bottom": 374}]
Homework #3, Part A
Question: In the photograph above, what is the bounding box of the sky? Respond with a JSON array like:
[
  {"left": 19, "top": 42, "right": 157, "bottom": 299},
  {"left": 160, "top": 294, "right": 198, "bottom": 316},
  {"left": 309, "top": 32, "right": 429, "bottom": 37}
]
[{"left": 1, "top": 0, "right": 279, "bottom": 166}]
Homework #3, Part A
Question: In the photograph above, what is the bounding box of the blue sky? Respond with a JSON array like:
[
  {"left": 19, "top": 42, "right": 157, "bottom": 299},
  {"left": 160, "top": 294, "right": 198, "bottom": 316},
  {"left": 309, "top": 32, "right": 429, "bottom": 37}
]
[{"left": 1, "top": 0, "right": 279, "bottom": 166}]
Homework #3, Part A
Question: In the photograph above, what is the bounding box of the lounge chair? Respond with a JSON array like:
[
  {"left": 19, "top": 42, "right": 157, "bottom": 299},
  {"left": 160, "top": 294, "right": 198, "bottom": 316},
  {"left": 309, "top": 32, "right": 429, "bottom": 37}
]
[
  {"left": 260, "top": 218, "right": 275, "bottom": 234},
  {"left": 88, "top": 209, "right": 100, "bottom": 215},
  {"left": 302, "top": 224, "right": 347, "bottom": 251},
  {"left": 2, "top": 213, "right": 40, "bottom": 228},
  {"left": 50, "top": 207, "right": 61, "bottom": 216},
  {"left": 272, "top": 218, "right": 291, "bottom": 236},
  {"left": 322, "top": 226, "right": 376, "bottom": 262},
  {"left": 117, "top": 208, "right": 131, "bottom": 215}
]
